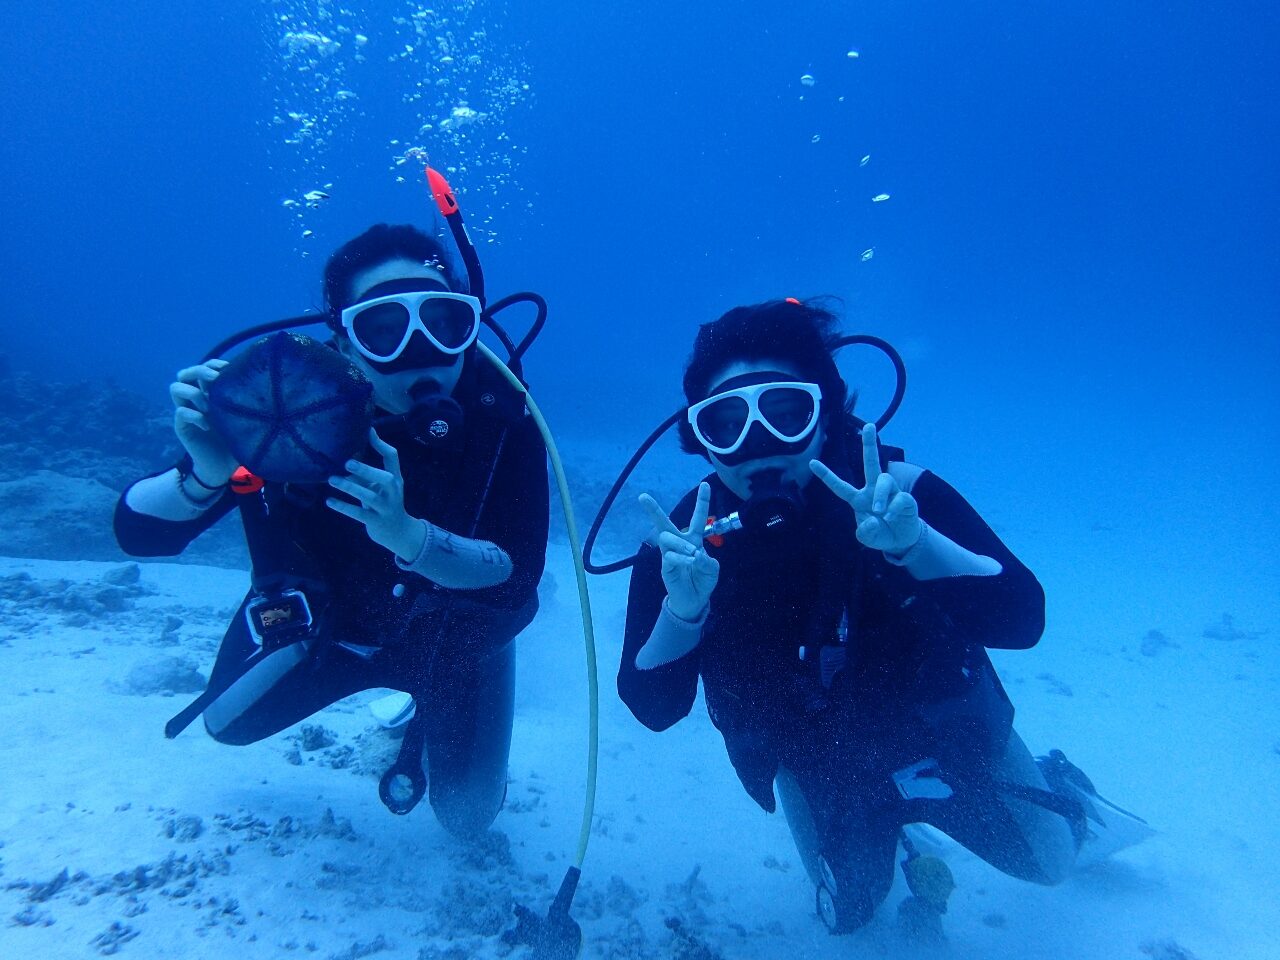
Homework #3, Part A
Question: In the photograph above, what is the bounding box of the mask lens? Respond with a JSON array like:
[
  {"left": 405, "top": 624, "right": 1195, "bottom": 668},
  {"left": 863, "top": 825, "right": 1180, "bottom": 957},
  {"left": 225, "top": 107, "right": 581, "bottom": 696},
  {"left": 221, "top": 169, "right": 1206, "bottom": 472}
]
[
  {"left": 351, "top": 301, "right": 412, "bottom": 358},
  {"left": 419, "top": 296, "right": 478, "bottom": 351},
  {"left": 759, "top": 387, "right": 816, "bottom": 438},
  {"left": 695, "top": 395, "right": 751, "bottom": 450}
]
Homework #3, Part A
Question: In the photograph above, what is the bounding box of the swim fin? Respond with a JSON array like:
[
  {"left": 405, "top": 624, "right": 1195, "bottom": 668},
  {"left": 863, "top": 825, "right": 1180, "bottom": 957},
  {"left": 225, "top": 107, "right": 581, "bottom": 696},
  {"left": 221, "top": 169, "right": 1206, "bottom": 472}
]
[
  {"left": 1039, "top": 749, "right": 1156, "bottom": 867},
  {"left": 369, "top": 690, "right": 416, "bottom": 729}
]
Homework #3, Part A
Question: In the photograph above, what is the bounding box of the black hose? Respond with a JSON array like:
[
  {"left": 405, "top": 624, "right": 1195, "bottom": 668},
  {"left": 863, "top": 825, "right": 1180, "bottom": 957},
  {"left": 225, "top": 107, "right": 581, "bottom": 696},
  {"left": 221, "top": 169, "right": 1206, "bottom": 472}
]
[
  {"left": 442, "top": 211, "right": 486, "bottom": 308},
  {"left": 480, "top": 313, "right": 520, "bottom": 377},
  {"left": 505, "top": 291, "right": 548, "bottom": 361},
  {"left": 482, "top": 291, "right": 549, "bottom": 382},
  {"left": 833, "top": 333, "right": 907, "bottom": 430},
  {"left": 581, "top": 409, "right": 684, "bottom": 575},
  {"left": 582, "top": 334, "right": 908, "bottom": 575},
  {"left": 201, "top": 314, "right": 328, "bottom": 362}
]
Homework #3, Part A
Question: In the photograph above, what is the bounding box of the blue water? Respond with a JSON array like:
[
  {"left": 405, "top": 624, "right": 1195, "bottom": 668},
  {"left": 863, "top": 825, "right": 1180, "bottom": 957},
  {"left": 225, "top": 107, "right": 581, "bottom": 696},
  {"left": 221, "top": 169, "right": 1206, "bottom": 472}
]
[
  {"left": 1, "top": 0, "right": 1278, "bottom": 953},
  {"left": 3, "top": 0, "right": 1275, "bottom": 600},
  {"left": 3, "top": 3, "right": 1275, "bottom": 400}
]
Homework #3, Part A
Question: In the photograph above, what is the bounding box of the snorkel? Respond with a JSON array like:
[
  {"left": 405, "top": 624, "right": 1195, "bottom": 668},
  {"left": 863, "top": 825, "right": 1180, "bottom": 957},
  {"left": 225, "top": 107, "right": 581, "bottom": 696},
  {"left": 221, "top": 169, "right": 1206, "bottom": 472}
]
[
  {"left": 427, "top": 165, "right": 486, "bottom": 307},
  {"left": 741, "top": 467, "right": 806, "bottom": 531},
  {"left": 359, "top": 166, "right": 482, "bottom": 448},
  {"left": 345, "top": 175, "right": 487, "bottom": 447},
  {"left": 197, "top": 168, "right": 543, "bottom": 378}
]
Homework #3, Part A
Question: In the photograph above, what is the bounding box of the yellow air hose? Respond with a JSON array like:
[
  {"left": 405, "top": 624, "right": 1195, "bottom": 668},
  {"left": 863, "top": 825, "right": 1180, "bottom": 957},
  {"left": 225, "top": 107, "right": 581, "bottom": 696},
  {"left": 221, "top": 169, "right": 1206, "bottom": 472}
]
[{"left": 477, "top": 342, "right": 599, "bottom": 870}]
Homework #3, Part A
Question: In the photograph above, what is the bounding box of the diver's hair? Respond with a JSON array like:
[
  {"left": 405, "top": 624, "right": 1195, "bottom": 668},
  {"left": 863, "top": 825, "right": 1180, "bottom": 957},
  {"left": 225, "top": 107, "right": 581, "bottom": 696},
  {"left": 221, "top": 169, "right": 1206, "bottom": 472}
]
[
  {"left": 322, "top": 223, "right": 465, "bottom": 325},
  {"left": 678, "top": 297, "right": 851, "bottom": 456}
]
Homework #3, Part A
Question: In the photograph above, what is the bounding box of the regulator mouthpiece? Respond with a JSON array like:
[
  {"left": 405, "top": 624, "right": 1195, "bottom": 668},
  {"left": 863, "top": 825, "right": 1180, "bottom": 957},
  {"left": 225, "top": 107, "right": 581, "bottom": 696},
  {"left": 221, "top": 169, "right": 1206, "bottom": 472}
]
[{"left": 740, "top": 468, "right": 804, "bottom": 533}]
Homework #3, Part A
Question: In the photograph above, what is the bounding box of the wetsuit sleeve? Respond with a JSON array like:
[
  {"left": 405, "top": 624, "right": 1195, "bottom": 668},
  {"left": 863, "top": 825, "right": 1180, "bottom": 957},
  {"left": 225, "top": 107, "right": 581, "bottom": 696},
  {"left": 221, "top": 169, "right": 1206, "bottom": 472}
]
[
  {"left": 897, "top": 470, "right": 1045, "bottom": 650},
  {"left": 465, "top": 413, "right": 549, "bottom": 611},
  {"left": 113, "top": 463, "right": 237, "bottom": 557},
  {"left": 617, "top": 490, "right": 703, "bottom": 731}
]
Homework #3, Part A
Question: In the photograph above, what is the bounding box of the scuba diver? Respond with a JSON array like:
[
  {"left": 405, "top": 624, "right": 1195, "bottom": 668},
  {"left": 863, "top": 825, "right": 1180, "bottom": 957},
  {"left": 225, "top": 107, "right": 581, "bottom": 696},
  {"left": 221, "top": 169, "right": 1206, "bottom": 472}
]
[
  {"left": 114, "top": 220, "right": 549, "bottom": 840},
  {"left": 612, "top": 298, "right": 1150, "bottom": 934}
]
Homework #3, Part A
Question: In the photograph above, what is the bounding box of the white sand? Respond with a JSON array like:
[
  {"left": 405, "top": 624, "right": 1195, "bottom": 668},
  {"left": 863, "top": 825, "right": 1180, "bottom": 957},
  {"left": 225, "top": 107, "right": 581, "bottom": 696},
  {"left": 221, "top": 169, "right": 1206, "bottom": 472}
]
[{"left": 0, "top": 513, "right": 1276, "bottom": 958}]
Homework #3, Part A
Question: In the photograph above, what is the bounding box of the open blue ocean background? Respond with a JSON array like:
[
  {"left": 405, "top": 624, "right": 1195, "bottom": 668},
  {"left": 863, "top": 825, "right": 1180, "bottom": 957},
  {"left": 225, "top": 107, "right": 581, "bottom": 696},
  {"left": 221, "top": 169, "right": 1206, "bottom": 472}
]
[
  {"left": 4, "top": 0, "right": 1277, "bottom": 624},
  {"left": 1, "top": 2, "right": 1278, "bottom": 957}
]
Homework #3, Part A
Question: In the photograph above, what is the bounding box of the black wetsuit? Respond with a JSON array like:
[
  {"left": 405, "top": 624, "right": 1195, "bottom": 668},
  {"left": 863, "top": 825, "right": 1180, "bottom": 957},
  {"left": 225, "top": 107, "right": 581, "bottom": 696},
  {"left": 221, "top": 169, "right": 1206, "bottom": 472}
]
[
  {"left": 116, "top": 360, "right": 548, "bottom": 838},
  {"left": 618, "top": 433, "right": 1063, "bottom": 928}
]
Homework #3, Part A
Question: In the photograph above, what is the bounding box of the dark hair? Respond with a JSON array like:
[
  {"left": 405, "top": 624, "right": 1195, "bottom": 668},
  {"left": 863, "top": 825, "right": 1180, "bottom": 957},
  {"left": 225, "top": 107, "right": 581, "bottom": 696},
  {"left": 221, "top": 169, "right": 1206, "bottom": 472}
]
[
  {"left": 322, "top": 223, "right": 465, "bottom": 326},
  {"left": 677, "top": 297, "right": 850, "bottom": 455}
]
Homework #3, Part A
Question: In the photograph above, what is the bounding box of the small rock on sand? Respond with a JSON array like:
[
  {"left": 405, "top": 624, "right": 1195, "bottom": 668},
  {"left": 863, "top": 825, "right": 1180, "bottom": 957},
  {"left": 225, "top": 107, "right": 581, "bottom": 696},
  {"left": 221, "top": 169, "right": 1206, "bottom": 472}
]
[{"left": 121, "top": 656, "right": 206, "bottom": 695}]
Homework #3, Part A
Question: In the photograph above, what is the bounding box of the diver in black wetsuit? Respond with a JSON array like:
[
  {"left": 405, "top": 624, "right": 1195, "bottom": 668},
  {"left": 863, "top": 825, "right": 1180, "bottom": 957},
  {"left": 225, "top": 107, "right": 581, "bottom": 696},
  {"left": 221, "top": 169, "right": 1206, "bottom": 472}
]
[
  {"left": 115, "top": 224, "right": 548, "bottom": 839},
  {"left": 617, "top": 299, "right": 1143, "bottom": 934}
]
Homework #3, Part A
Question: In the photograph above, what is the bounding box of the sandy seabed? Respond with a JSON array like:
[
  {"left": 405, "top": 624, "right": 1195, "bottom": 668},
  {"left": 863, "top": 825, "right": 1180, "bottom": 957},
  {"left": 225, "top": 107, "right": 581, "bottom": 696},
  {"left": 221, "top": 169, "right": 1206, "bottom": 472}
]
[{"left": 0, "top": 541, "right": 1276, "bottom": 960}]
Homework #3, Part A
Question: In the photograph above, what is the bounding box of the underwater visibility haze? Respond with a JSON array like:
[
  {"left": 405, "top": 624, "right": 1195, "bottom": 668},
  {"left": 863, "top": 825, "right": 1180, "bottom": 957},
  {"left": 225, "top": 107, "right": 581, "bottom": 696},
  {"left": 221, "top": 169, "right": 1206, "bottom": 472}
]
[{"left": 0, "top": 1, "right": 1277, "bottom": 958}]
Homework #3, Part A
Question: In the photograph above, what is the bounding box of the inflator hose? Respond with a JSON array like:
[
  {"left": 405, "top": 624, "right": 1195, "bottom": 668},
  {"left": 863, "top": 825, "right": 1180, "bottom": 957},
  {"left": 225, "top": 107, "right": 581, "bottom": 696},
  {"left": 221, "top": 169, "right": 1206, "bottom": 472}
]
[{"left": 476, "top": 342, "right": 599, "bottom": 871}]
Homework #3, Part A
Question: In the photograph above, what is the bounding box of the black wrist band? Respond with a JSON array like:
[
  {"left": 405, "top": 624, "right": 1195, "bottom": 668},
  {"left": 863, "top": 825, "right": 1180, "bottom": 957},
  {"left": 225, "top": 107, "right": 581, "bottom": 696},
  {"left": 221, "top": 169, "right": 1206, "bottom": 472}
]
[
  {"left": 188, "top": 469, "right": 227, "bottom": 491},
  {"left": 176, "top": 470, "right": 220, "bottom": 509}
]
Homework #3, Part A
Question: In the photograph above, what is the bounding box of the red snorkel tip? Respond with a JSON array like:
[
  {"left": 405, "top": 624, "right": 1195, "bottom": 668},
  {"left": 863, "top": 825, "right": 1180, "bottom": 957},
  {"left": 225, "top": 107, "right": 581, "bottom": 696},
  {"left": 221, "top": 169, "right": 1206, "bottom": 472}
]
[
  {"left": 426, "top": 166, "right": 459, "bottom": 217},
  {"left": 785, "top": 297, "right": 802, "bottom": 305},
  {"left": 424, "top": 164, "right": 486, "bottom": 305}
]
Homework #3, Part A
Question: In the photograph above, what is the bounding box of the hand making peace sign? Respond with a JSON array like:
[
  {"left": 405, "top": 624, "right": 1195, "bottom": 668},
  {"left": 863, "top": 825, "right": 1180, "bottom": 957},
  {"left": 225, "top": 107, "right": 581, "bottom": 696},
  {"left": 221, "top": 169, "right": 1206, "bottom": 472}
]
[
  {"left": 639, "top": 481, "right": 720, "bottom": 622},
  {"left": 810, "top": 422, "right": 924, "bottom": 556}
]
